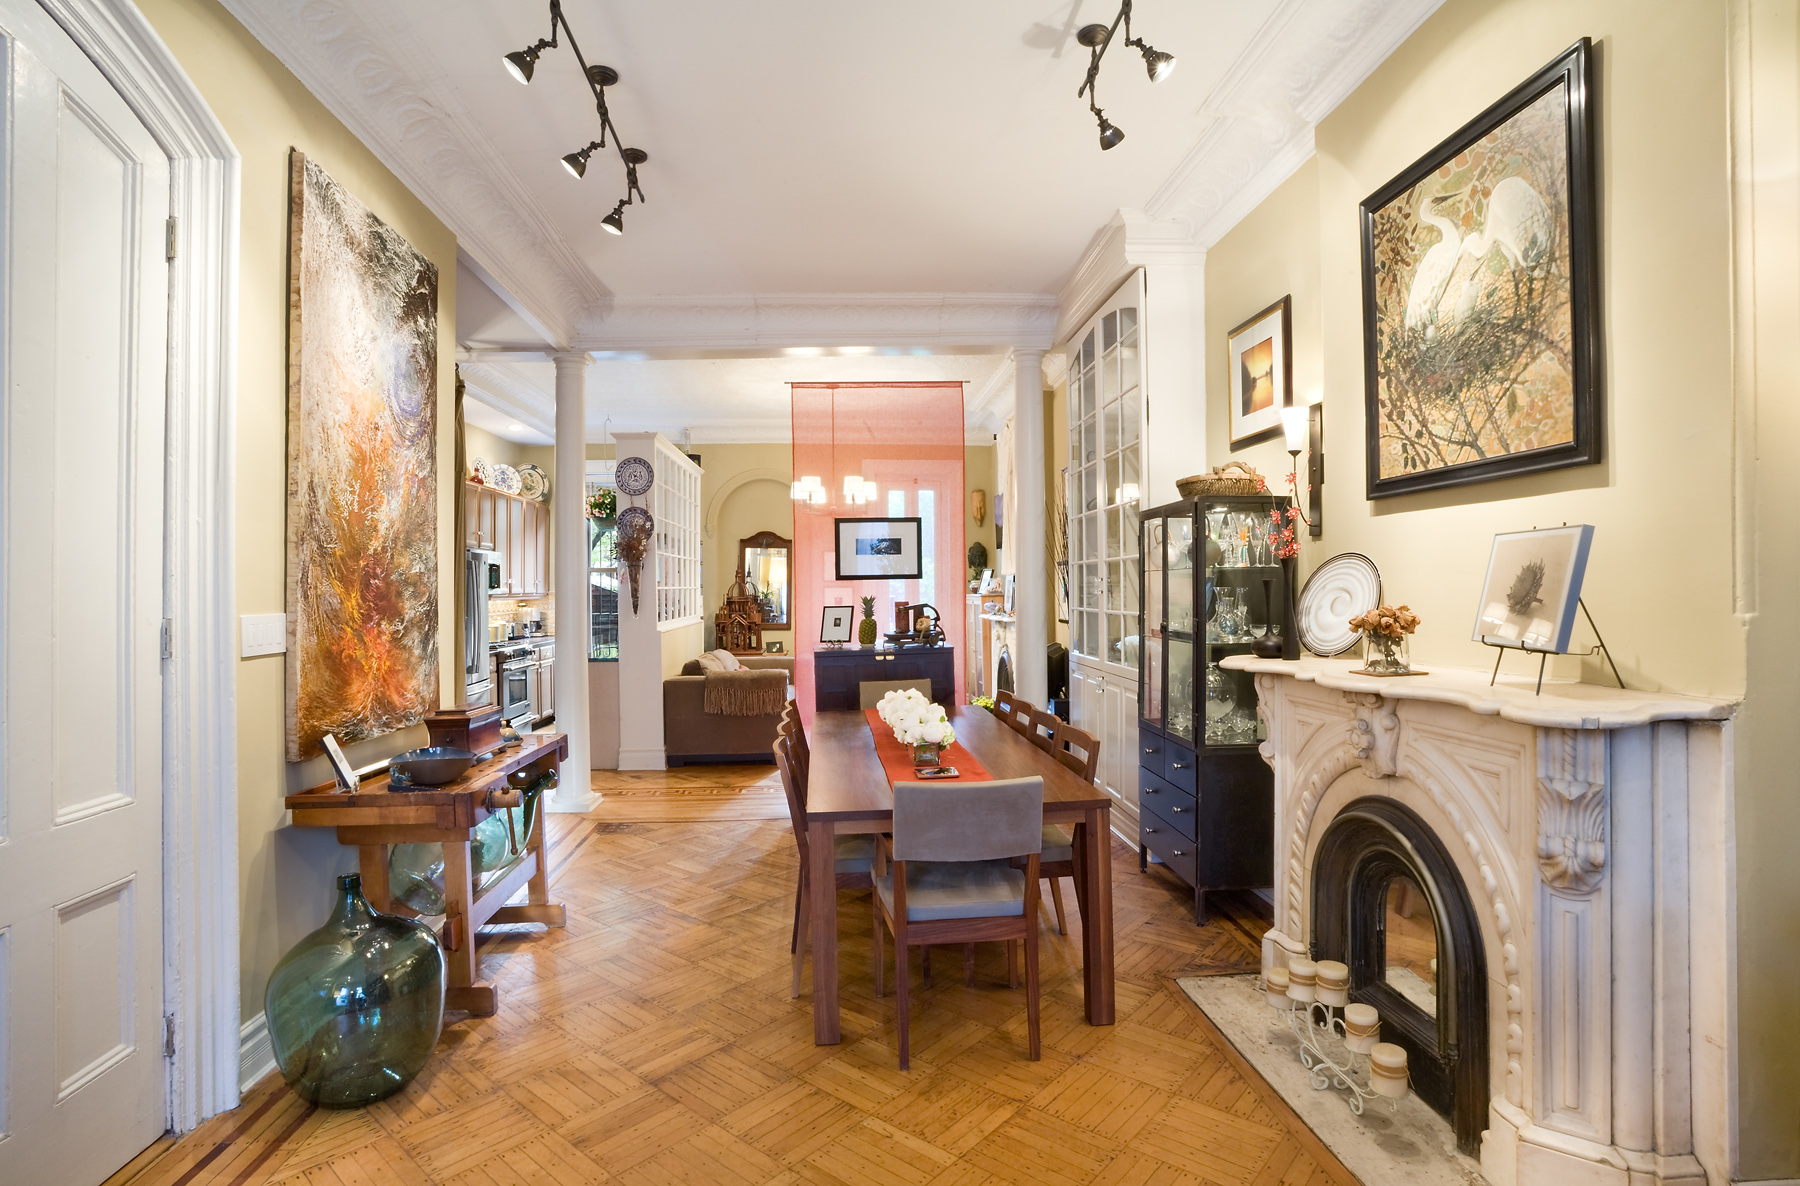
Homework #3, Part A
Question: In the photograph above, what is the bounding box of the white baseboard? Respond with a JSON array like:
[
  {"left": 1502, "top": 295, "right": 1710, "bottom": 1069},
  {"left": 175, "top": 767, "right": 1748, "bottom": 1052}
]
[
  {"left": 617, "top": 747, "right": 666, "bottom": 771},
  {"left": 238, "top": 1012, "right": 276, "bottom": 1094}
]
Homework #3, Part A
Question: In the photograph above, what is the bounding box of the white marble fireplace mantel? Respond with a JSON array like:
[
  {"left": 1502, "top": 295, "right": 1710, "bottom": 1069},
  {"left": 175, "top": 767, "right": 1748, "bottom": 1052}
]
[{"left": 1221, "top": 654, "right": 1736, "bottom": 1186}]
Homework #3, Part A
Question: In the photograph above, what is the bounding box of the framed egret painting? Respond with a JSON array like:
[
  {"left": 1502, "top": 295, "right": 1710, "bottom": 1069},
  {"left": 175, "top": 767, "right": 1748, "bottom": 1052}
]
[{"left": 1360, "top": 38, "right": 1599, "bottom": 498}]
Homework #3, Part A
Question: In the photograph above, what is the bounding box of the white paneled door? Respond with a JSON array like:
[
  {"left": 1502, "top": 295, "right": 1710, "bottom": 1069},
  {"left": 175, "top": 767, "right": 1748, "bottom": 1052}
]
[{"left": 0, "top": 1, "right": 171, "bottom": 1182}]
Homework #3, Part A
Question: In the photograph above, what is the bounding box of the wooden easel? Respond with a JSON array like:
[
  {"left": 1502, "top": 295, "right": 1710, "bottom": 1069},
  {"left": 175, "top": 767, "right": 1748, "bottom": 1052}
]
[{"left": 285, "top": 733, "right": 569, "bottom": 1016}]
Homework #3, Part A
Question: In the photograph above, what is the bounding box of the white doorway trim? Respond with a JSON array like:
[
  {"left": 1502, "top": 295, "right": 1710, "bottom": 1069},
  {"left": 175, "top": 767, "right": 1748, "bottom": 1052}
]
[{"left": 34, "top": 0, "right": 241, "bottom": 1132}]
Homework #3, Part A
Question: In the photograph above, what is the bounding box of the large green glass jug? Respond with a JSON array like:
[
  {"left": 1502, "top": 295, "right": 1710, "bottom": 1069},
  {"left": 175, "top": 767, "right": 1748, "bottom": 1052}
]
[
  {"left": 387, "top": 768, "right": 553, "bottom": 916},
  {"left": 264, "top": 874, "right": 445, "bottom": 1106}
]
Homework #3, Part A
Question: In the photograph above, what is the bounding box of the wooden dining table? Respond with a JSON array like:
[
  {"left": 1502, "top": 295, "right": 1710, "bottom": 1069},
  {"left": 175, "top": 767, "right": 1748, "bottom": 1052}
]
[{"left": 805, "top": 705, "right": 1116, "bottom": 1044}]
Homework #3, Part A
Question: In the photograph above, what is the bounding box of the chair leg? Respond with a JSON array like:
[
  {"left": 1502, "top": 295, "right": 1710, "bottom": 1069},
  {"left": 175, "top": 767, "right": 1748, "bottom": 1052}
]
[
  {"left": 965, "top": 943, "right": 976, "bottom": 986},
  {"left": 896, "top": 938, "right": 911, "bottom": 1071},
  {"left": 1048, "top": 877, "right": 1068, "bottom": 936},
  {"left": 791, "top": 879, "right": 808, "bottom": 999}
]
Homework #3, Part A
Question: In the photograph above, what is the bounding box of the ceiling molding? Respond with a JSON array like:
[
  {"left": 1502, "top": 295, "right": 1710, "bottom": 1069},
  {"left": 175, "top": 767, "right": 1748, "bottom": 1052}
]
[
  {"left": 966, "top": 356, "right": 1017, "bottom": 432},
  {"left": 218, "top": 0, "right": 605, "bottom": 347},
  {"left": 1053, "top": 211, "right": 1203, "bottom": 346},
  {"left": 458, "top": 361, "right": 555, "bottom": 437},
  {"left": 574, "top": 293, "right": 1059, "bottom": 351}
]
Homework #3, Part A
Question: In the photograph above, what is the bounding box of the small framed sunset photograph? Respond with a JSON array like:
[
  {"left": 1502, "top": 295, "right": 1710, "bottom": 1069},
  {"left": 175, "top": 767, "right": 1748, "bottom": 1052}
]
[{"left": 1228, "top": 295, "right": 1292, "bottom": 449}]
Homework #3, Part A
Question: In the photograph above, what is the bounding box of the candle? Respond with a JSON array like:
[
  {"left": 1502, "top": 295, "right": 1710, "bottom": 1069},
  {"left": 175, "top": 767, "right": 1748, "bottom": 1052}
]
[
  {"left": 1370, "top": 1042, "right": 1409, "bottom": 1098},
  {"left": 1344, "top": 1003, "right": 1380, "bottom": 1053},
  {"left": 1265, "top": 967, "right": 1290, "bottom": 1009},
  {"left": 1286, "top": 958, "right": 1317, "bottom": 1004},
  {"left": 1316, "top": 960, "right": 1350, "bottom": 1008}
]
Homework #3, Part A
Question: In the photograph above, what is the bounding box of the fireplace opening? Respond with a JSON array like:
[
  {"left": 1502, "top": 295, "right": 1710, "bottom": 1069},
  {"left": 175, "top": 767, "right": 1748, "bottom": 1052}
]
[
  {"left": 1312, "top": 797, "right": 1488, "bottom": 1154},
  {"left": 995, "top": 645, "right": 1013, "bottom": 693}
]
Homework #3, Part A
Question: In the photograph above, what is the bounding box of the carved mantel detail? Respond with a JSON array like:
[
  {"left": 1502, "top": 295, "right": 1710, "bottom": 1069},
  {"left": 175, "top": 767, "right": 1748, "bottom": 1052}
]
[
  {"left": 1343, "top": 692, "right": 1399, "bottom": 777},
  {"left": 1536, "top": 729, "right": 1608, "bottom": 894}
]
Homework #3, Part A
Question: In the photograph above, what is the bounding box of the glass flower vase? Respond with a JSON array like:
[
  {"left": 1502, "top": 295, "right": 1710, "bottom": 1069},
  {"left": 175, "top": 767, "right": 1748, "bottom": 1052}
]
[
  {"left": 912, "top": 742, "right": 942, "bottom": 767},
  {"left": 264, "top": 874, "right": 445, "bottom": 1106},
  {"left": 1362, "top": 631, "right": 1411, "bottom": 675}
]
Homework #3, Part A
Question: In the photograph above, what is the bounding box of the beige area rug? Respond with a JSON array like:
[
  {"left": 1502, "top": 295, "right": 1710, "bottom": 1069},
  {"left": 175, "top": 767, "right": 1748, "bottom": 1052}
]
[{"left": 1178, "top": 975, "right": 1489, "bottom": 1186}]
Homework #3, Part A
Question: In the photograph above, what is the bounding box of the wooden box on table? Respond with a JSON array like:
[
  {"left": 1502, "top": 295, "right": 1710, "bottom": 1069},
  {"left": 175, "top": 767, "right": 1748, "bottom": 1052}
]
[{"left": 284, "top": 733, "right": 569, "bottom": 1016}]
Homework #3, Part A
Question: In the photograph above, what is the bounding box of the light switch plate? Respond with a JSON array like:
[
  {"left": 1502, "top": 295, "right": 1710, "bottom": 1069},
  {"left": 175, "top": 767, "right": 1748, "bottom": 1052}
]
[{"left": 241, "top": 613, "right": 286, "bottom": 658}]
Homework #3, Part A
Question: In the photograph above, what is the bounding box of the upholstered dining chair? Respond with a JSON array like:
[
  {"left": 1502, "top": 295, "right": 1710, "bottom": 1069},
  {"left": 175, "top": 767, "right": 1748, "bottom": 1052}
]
[
  {"left": 775, "top": 734, "right": 875, "bottom": 997},
  {"left": 873, "top": 776, "right": 1044, "bottom": 1070},
  {"left": 1032, "top": 720, "right": 1101, "bottom": 935},
  {"left": 859, "top": 679, "right": 933, "bottom": 710}
]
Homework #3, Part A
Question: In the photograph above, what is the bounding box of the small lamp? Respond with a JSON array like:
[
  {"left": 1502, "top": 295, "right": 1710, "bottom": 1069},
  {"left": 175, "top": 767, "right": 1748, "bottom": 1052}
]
[{"left": 1282, "top": 402, "right": 1323, "bottom": 539}]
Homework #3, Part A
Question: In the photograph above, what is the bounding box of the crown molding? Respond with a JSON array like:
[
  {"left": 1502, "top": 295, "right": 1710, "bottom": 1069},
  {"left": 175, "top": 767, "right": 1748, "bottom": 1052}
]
[
  {"left": 1053, "top": 211, "right": 1202, "bottom": 345},
  {"left": 218, "top": 0, "right": 604, "bottom": 348},
  {"left": 458, "top": 361, "right": 555, "bottom": 437},
  {"left": 574, "top": 292, "right": 1059, "bottom": 351}
]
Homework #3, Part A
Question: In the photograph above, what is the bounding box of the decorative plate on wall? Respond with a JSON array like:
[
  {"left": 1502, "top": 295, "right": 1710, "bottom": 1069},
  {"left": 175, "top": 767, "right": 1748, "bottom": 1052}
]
[
  {"left": 615, "top": 455, "right": 654, "bottom": 497},
  {"left": 1296, "top": 553, "right": 1382, "bottom": 657},
  {"left": 518, "top": 464, "right": 548, "bottom": 501},
  {"left": 490, "top": 463, "right": 523, "bottom": 496},
  {"left": 616, "top": 505, "right": 653, "bottom": 539}
]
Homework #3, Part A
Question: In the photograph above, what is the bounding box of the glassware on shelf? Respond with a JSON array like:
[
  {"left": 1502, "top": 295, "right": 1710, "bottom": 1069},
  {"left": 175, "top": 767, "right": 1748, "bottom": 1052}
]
[
  {"left": 1204, "top": 664, "right": 1236, "bottom": 741},
  {"left": 1216, "top": 587, "right": 1247, "bottom": 642}
]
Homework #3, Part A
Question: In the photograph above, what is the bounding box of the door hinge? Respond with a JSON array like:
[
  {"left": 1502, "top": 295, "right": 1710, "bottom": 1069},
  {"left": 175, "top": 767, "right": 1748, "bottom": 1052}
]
[
  {"left": 166, "top": 216, "right": 178, "bottom": 261},
  {"left": 163, "top": 1014, "right": 176, "bottom": 1058},
  {"left": 161, "top": 618, "right": 173, "bottom": 659}
]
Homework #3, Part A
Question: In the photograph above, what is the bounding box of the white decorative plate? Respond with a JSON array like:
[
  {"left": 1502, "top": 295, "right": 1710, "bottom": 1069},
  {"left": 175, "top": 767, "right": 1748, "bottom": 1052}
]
[
  {"left": 1296, "top": 553, "right": 1382, "bottom": 657},
  {"left": 471, "top": 457, "right": 492, "bottom": 485},
  {"left": 615, "top": 455, "right": 654, "bottom": 497},
  {"left": 490, "top": 463, "right": 523, "bottom": 496},
  {"left": 518, "top": 464, "right": 548, "bottom": 501}
]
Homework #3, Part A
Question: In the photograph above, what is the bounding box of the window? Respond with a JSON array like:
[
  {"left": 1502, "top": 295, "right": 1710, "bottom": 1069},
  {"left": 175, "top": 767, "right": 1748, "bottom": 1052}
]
[
  {"left": 652, "top": 438, "right": 702, "bottom": 626},
  {"left": 586, "top": 462, "right": 619, "bottom": 660},
  {"left": 1067, "top": 278, "right": 1142, "bottom": 671}
]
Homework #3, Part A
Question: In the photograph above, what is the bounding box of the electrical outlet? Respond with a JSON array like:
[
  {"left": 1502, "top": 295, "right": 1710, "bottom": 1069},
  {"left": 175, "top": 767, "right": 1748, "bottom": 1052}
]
[{"left": 240, "top": 613, "right": 286, "bottom": 658}]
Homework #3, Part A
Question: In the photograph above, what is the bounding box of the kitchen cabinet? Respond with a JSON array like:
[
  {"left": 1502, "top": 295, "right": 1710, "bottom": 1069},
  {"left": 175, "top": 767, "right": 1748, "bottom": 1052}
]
[{"left": 464, "top": 482, "right": 550, "bottom": 600}]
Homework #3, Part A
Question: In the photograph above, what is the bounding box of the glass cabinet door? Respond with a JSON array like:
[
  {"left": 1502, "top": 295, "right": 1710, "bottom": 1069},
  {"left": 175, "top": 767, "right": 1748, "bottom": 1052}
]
[
  {"left": 1165, "top": 516, "right": 1195, "bottom": 744},
  {"left": 1141, "top": 516, "right": 1164, "bottom": 729},
  {"left": 1201, "top": 497, "right": 1283, "bottom": 746}
]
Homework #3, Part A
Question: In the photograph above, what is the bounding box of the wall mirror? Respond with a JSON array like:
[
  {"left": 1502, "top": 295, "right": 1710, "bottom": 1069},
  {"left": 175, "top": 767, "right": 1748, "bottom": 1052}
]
[{"left": 739, "top": 531, "right": 791, "bottom": 629}]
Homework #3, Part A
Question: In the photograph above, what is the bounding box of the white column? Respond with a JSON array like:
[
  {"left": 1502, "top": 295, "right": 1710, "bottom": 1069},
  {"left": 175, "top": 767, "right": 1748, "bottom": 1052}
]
[
  {"left": 612, "top": 431, "right": 666, "bottom": 770},
  {"left": 1011, "top": 348, "right": 1047, "bottom": 705},
  {"left": 547, "top": 351, "right": 599, "bottom": 812}
]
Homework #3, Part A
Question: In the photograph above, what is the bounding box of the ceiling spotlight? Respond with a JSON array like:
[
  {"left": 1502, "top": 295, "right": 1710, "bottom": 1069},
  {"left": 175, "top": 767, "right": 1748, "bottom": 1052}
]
[
  {"left": 1074, "top": 0, "right": 1175, "bottom": 151},
  {"left": 1139, "top": 44, "right": 1176, "bottom": 82},
  {"left": 508, "top": 423, "right": 526, "bottom": 431},
  {"left": 503, "top": 46, "right": 542, "bottom": 84},
  {"left": 561, "top": 140, "right": 603, "bottom": 178},
  {"left": 601, "top": 200, "right": 626, "bottom": 235}
]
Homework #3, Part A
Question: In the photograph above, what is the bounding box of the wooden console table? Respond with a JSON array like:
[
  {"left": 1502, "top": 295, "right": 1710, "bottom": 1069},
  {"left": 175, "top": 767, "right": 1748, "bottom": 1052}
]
[{"left": 284, "top": 733, "right": 569, "bottom": 1016}]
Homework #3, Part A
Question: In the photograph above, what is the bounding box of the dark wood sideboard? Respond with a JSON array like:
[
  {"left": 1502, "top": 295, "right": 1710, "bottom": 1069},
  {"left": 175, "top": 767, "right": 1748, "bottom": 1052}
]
[{"left": 812, "top": 646, "right": 956, "bottom": 711}]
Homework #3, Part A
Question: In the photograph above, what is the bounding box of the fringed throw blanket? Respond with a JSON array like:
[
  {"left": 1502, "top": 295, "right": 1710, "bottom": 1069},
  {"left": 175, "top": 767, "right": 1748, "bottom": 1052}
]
[{"left": 702, "top": 667, "right": 788, "bottom": 716}]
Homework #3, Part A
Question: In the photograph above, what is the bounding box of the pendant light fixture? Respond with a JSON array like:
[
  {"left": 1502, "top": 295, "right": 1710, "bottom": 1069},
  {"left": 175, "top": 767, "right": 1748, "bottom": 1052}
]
[
  {"left": 1075, "top": 0, "right": 1176, "bottom": 151},
  {"left": 502, "top": 0, "right": 652, "bottom": 232}
]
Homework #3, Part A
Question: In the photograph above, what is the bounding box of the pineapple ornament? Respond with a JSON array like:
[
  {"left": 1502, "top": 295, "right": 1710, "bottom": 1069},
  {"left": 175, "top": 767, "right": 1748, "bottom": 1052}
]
[{"left": 858, "top": 596, "right": 878, "bottom": 647}]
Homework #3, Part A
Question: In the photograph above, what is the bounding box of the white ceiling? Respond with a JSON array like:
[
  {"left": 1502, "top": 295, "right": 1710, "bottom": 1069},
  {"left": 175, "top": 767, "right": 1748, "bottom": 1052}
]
[{"left": 225, "top": 0, "right": 1442, "bottom": 439}]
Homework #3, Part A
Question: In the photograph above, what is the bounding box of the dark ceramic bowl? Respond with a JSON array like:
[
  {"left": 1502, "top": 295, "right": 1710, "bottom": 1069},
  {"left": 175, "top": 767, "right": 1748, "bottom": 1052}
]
[{"left": 388, "top": 747, "right": 477, "bottom": 787}]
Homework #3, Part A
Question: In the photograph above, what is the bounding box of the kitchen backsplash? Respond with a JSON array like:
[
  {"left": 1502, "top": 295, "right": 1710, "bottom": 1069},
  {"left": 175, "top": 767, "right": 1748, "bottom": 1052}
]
[{"left": 488, "top": 597, "right": 555, "bottom": 635}]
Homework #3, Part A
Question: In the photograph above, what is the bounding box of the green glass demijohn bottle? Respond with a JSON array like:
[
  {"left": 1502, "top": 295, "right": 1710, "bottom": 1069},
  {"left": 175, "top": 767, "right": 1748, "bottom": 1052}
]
[{"left": 264, "top": 873, "right": 446, "bottom": 1106}]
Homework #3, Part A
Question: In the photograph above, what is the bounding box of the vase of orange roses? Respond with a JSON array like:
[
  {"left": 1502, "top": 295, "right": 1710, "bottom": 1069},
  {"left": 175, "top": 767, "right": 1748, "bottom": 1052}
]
[{"left": 1348, "top": 604, "right": 1420, "bottom": 675}]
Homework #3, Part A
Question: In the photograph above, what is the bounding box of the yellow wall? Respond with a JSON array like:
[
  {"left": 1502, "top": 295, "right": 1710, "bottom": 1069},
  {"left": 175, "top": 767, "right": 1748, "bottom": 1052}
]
[
  {"left": 138, "top": 0, "right": 460, "bottom": 1014},
  {"left": 965, "top": 443, "right": 998, "bottom": 589},
  {"left": 1202, "top": 0, "right": 1800, "bottom": 1170},
  {"left": 694, "top": 443, "right": 795, "bottom": 649},
  {"left": 1208, "top": 0, "right": 1737, "bottom": 698}
]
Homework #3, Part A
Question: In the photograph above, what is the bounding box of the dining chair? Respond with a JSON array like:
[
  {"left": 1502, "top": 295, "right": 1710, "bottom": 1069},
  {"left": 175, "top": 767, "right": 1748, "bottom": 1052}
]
[
  {"left": 775, "top": 734, "right": 875, "bottom": 997},
  {"left": 859, "top": 679, "right": 933, "bottom": 710},
  {"left": 1027, "top": 707, "right": 1059, "bottom": 755},
  {"left": 780, "top": 703, "right": 809, "bottom": 784},
  {"left": 873, "top": 776, "right": 1044, "bottom": 1070},
  {"left": 992, "top": 689, "right": 1034, "bottom": 735},
  {"left": 1033, "top": 720, "right": 1101, "bottom": 935}
]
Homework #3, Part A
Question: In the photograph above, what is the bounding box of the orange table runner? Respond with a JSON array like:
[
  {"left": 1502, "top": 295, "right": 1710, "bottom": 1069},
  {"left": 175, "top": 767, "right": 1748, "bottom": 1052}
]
[{"left": 863, "top": 709, "right": 993, "bottom": 785}]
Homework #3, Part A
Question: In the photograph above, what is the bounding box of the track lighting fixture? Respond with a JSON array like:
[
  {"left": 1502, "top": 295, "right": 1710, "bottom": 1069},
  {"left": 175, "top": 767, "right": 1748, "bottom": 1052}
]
[
  {"left": 504, "top": 0, "right": 654, "bottom": 230},
  {"left": 1074, "top": 0, "right": 1175, "bottom": 151}
]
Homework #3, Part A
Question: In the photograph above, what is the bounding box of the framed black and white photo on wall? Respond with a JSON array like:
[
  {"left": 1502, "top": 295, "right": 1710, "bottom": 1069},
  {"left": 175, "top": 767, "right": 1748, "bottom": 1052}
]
[
  {"left": 835, "top": 517, "right": 923, "bottom": 580},
  {"left": 1360, "top": 38, "right": 1600, "bottom": 498}
]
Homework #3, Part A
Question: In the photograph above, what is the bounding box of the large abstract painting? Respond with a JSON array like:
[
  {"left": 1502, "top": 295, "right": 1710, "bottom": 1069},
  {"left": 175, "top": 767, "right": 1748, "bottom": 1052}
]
[
  {"left": 286, "top": 151, "right": 439, "bottom": 760},
  {"left": 1360, "top": 39, "right": 1598, "bottom": 498}
]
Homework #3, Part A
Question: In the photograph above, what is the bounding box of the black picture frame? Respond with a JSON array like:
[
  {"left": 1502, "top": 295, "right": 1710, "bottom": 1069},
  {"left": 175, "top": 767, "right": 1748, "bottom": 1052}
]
[
  {"left": 820, "top": 605, "right": 854, "bottom": 643},
  {"left": 834, "top": 516, "right": 924, "bottom": 581},
  {"left": 1359, "top": 38, "right": 1600, "bottom": 499}
]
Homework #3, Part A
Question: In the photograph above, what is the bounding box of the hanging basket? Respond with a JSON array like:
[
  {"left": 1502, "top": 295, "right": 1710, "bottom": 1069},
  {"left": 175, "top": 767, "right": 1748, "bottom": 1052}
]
[{"left": 1176, "top": 461, "right": 1268, "bottom": 499}]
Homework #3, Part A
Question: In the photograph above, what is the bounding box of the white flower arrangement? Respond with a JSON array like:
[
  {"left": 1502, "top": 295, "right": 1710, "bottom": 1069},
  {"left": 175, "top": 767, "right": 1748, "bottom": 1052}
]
[{"left": 875, "top": 687, "right": 956, "bottom": 748}]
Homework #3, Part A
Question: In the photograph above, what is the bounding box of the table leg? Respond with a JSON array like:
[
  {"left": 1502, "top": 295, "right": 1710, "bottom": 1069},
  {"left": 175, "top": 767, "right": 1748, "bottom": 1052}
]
[
  {"left": 441, "top": 838, "right": 497, "bottom": 1016},
  {"left": 357, "top": 844, "right": 391, "bottom": 911},
  {"left": 1080, "top": 805, "right": 1115, "bottom": 1025},
  {"left": 808, "top": 818, "right": 841, "bottom": 1044}
]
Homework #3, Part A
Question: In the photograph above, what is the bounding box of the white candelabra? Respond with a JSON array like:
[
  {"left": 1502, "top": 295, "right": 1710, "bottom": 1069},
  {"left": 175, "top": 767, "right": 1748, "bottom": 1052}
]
[{"left": 1265, "top": 959, "right": 1410, "bottom": 1115}]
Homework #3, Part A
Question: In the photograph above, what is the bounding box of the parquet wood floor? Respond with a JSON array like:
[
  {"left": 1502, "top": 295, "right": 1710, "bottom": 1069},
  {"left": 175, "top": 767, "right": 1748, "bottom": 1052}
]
[
  {"left": 116, "top": 778, "right": 1357, "bottom": 1186},
  {"left": 590, "top": 764, "right": 789, "bottom": 822}
]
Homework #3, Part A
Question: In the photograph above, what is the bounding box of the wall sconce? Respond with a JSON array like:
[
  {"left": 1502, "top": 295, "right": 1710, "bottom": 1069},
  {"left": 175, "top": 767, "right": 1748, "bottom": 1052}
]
[{"left": 1281, "top": 403, "right": 1323, "bottom": 538}]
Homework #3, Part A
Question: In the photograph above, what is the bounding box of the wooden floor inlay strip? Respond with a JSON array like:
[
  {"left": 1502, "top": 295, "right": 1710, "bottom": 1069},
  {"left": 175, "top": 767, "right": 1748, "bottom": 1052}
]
[{"left": 122, "top": 766, "right": 1356, "bottom": 1186}]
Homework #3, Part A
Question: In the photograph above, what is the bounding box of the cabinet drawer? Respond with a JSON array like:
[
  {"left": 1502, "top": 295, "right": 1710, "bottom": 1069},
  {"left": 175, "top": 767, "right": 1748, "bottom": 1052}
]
[
  {"left": 1138, "top": 727, "right": 1168, "bottom": 781},
  {"left": 1142, "top": 792, "right": 1197, "bottom": 843},
  {"left": 1163, "top": 741, "right": 1197, "bottom": 793},
  {"left": 1141, "top": 819, "right": 1198, "bottom": 887},
  {"left": 1138, "top": 767, "right": 1193, "bottom": 817}
]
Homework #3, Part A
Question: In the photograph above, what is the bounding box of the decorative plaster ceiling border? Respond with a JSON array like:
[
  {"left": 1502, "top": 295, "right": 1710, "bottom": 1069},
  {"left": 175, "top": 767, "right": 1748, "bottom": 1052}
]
[{"left": 576, "top": 292, "right": 1059, "bottom": 351}]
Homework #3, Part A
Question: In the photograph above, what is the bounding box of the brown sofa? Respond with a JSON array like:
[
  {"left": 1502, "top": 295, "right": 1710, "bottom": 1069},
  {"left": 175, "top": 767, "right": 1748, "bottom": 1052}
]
[{"left": 664, "top": 654, "right": 795, "bottom": 765}]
